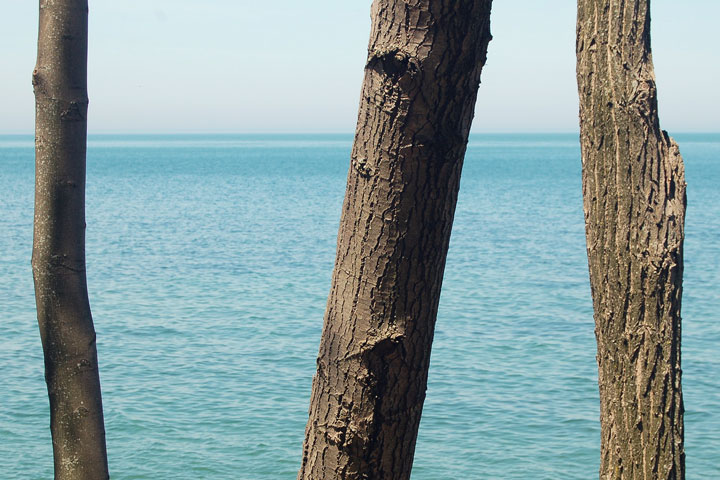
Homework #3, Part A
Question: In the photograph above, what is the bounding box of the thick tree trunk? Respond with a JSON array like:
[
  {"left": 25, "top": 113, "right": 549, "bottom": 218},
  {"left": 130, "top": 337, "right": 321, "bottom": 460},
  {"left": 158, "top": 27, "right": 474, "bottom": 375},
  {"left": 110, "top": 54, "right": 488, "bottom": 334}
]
[
  {"left": 576, "top": 1, "right": 685, "bottom": 478},
  {"left": 298, "top": 1, "right": 492, "bottom": 479},
  {"left": 32, "top": 1, "right": 109, "bottom": 479}
]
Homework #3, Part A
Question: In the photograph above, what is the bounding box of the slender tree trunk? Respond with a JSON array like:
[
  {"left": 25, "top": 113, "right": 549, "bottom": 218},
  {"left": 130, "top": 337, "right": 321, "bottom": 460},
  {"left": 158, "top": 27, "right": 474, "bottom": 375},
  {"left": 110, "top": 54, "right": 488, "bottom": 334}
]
[
  {"left": 576, "top": 1, "right": 685, "bottom": 478},
  {"left": 32, "top": 1, "right": 109, "bottom": 478},
  {"left": 298, "top": 1, "right": 492, "bottom": 478}
]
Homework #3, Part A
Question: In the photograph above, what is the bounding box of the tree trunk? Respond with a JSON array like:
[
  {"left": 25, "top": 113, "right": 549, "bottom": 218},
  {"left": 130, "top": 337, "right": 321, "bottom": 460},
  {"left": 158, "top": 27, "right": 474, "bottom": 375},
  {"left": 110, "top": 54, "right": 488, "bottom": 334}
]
[
  {"left": 32, "top": 1, "right": 109, "bottom": 478},
  {"left": 576, "top": 1, "right": 685, "bottom": 478},
  {"left": 298, "top": 1, "right": 492, "bottom": 479}
]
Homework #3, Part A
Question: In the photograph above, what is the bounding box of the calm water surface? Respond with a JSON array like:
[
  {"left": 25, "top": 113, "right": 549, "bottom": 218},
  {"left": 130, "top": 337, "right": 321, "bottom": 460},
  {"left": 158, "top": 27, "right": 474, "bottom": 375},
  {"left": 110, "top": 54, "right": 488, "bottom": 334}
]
[{"left": 1, "top": 134, "right": 718, "bottom": 478}]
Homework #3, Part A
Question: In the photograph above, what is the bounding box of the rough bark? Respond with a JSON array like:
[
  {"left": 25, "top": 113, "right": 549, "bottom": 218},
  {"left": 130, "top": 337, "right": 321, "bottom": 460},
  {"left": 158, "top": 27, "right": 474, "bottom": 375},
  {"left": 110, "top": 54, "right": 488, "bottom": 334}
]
[
  {"left": 298, "top": 1, "right": 492, "bottom": 479},
  {"left": 32, "top": 1, "right": 109, "bottom": 478},
  {"left": 576, "top": 1, "right": 685, "bottom": 478}
]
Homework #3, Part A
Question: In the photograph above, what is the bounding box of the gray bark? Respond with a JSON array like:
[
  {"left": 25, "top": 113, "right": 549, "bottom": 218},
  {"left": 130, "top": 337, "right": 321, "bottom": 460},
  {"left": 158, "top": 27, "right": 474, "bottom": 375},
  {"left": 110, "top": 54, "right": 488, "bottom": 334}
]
[
  {"left": 32, "top": 1, "right": 109, "bottom": 478},
  {"left": 576, "top": 1, "right": 685, "bottom": 478},
  {"left": 298, "top": 1, "right": 493, "bottom": 479}
]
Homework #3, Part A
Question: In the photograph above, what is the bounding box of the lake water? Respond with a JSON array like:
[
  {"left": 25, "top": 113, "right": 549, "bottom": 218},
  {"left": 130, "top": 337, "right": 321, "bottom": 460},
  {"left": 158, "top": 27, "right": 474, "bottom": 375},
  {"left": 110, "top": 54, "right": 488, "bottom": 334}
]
[{"left": 1, "top": 134, "right": 718, "bottom": 479}]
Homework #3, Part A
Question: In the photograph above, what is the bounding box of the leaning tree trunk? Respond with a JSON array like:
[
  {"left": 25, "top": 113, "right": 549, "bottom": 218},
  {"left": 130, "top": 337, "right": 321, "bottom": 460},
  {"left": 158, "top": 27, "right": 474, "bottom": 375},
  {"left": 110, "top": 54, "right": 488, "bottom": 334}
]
[
  {"left": 32, "top": 1, "right": 109, "bottom": 478},
  {"left": 576, "top": 1, "right": 685, "bottom": 478},
  {"left": 298, "top": 1, "right": 493, "bottom": 479}
]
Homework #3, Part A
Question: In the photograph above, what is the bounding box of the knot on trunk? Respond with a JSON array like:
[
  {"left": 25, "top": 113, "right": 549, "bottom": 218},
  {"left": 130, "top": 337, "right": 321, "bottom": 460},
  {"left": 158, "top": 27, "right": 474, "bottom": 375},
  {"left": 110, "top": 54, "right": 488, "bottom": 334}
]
[
  {"left": 367, "top": 48, "right": 419, "bottom": 83},
  {"left": 60, "top": 101, "right": 87, "bottom": 122},
  {"left": 351, "top": 156, "right": 375, "bottom": 179}
]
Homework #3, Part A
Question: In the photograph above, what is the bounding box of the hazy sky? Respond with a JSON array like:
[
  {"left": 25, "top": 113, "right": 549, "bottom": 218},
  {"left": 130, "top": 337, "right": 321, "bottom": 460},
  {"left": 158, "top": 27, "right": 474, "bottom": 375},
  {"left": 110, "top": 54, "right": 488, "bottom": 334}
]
[{"left": 1, "top": 1, "right": 717, "bottom": 134}]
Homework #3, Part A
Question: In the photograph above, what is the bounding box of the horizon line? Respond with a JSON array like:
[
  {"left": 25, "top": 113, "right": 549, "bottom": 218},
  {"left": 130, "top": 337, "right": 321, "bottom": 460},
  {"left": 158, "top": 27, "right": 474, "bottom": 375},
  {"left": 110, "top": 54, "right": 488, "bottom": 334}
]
[{"left": 2, "top": 130, "right": 718, "bottom": 137}]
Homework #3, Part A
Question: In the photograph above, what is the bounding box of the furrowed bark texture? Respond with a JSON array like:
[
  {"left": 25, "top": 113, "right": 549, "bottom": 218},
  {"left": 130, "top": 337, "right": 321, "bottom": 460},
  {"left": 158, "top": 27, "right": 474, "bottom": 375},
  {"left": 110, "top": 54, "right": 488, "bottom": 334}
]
[
  {"left": 299, "top": 1, "right": 492, "bottom": 479},
  {"left": 32, "top": 1, "right": 109, "bottom": 478},
  {"left": 576, "top": 1, "right": 685, "bottom": 478}
]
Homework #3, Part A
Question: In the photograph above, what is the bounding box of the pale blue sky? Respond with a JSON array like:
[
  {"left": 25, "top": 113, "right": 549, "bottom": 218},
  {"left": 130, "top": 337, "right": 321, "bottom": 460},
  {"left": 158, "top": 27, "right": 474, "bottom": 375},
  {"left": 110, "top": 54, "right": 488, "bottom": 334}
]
[{"left": 1, "top": 1, "right": 717, "bottom": 134}]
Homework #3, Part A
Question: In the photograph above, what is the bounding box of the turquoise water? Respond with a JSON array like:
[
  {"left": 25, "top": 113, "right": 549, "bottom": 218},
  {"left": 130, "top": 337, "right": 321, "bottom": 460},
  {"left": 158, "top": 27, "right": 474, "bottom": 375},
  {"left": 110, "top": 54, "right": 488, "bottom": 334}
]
[{"left": 1, "top": 134, "right": 718, "bottom": 479}]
